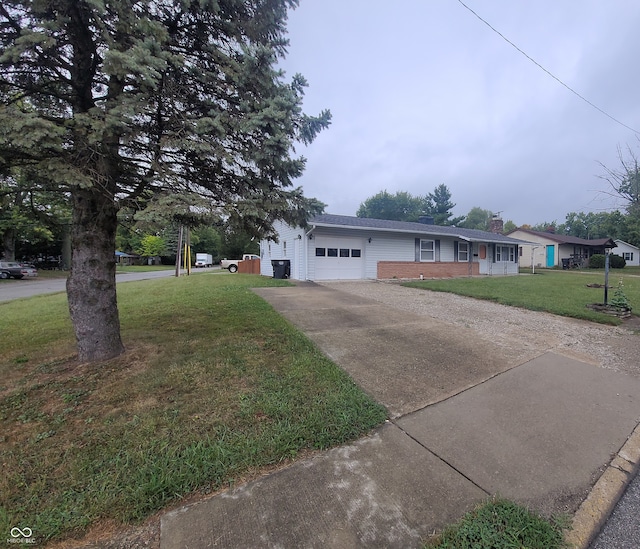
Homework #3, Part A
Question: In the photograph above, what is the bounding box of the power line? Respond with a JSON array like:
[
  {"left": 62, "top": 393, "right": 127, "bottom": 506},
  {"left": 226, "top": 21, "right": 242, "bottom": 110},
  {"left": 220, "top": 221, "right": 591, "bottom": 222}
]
[{"left": 456, "top": 0, "right": 640, "bottom": 135}]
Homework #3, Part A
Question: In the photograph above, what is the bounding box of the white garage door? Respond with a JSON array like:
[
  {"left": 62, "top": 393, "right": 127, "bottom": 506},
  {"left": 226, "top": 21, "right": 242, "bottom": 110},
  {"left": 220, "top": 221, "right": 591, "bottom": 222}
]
[{"left": 313, "top": 237, "right": 365, "bottom": 280}]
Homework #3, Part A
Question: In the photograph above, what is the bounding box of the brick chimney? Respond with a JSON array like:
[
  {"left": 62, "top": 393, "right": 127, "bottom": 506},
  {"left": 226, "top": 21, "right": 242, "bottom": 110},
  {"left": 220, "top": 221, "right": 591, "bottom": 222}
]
[{"left": 489, "top": 214, "right": 504, "bottom": 234}]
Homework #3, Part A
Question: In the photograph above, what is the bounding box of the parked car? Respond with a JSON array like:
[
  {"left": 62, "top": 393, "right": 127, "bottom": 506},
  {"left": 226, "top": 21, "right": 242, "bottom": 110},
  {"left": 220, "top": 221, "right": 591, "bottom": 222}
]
[
  {"left": 19, "top": 263, "right": 38, "bottom": 278},
  {"left": 0, "top": 261, "right": 38, "bottom": 279}
]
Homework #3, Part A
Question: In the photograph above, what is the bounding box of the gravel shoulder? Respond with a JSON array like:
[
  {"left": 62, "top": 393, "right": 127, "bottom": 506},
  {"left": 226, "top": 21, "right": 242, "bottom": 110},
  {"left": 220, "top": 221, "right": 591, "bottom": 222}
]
[{"left": 319, "top": 280, "right": 640, "bottom": 378}]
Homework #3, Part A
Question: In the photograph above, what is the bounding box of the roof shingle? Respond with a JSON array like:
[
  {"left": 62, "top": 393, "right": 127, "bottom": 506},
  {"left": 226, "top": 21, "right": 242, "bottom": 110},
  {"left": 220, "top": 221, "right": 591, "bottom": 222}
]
[{"left": 309, "top": 214, "right": 528, "bottom": 244}]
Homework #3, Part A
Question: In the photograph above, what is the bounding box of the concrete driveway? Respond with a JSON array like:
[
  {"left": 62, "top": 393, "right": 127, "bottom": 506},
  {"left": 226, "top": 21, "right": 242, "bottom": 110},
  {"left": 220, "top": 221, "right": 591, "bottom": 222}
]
[
  {"left": 253, "top": 282, "right": 516, "bottom": 418},
  {"left": 161, "top": 281, "right": 640, "bottom": 549}
]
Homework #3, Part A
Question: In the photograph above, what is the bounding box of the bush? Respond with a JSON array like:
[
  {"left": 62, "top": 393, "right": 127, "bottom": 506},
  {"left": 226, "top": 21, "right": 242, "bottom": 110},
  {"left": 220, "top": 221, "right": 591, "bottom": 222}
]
[
  {"left": 588, "top": 254, "right": 626, "bottom": 269},
  {"left": 609, "top": 254, "right": 626, "bottom": 269},
  {"left": 589, "top": 254, "right": 605, "bottom": 268}
]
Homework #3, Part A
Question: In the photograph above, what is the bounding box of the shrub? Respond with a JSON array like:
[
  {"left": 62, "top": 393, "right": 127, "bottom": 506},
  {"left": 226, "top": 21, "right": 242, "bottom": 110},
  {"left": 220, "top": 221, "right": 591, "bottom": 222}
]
[
  {"left": 610, "top": 278, "right": 632, "bottom": 310},
  {"left": 609, "top": 254, "right": 626, "bottom": 269},
  {"left": 589, "top": 254, "right": 605, "bottom": 268},
  {"left": 589, "top": 254, "right": 626, "bottom": 269}
]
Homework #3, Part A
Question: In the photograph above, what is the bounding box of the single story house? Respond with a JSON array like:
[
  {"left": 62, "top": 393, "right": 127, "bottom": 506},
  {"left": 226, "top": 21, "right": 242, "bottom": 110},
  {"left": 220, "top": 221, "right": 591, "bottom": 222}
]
[
  {"left": 115, "top": 250, "right": 140, "bottom": 266},
  {"left": 260, "top": 214, "right": 529, "bottom": 281},
  {"left": 507, "top": 228, "right": 616, "bottom": 268},
  {"left": 614, "top": 239, "right": 640, "bottom": 266}
]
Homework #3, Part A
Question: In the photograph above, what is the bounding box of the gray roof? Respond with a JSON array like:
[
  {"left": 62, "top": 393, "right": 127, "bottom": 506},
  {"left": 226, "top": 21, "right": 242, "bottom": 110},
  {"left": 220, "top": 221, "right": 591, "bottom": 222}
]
[
  {"left": 509, "top": 228, "right": 616, "bottom": 248},
  {"left": 309, "top": 214, "right": 528, "bottom": 245}
]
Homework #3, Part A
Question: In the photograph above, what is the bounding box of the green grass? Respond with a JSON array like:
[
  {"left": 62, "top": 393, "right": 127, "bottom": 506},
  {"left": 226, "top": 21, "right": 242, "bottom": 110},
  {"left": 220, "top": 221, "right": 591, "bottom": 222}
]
[
  {"left": 0, "top": 274, "right": 387, "bottom": 544},
  {"left": 404, "top": 270, "right": 640, "bottom": 325},
  {"left": 424, "top": 499, "right": 569, "bottom": 549}
]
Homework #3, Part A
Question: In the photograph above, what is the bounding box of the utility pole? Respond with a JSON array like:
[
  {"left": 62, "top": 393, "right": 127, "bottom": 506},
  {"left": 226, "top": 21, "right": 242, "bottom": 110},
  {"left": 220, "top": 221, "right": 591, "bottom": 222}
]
[
  {"left": 604, "top": 249, "right": 610, "bottom": 304},
  {"left": 175, "top": 225, "right": 184, "bottom": 277}
]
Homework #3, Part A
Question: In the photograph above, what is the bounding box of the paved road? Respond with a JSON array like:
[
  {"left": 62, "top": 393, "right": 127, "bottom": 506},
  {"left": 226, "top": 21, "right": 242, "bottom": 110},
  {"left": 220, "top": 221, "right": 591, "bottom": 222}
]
[
  {"left": 590, "top": 470, "right": 640, "bottom": 549},
  {"left": 0, "top": 267, "right": 220, "bottom": 303}
]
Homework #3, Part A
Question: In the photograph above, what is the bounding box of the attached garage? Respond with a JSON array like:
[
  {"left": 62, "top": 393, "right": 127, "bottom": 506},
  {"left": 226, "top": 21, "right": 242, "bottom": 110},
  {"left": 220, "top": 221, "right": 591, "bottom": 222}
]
[
  {"left": 312, "top": 236, "right": 365, "bottom": 280},
  {"left": 260, "top": 214, "right": 528, "bottom": 281}
]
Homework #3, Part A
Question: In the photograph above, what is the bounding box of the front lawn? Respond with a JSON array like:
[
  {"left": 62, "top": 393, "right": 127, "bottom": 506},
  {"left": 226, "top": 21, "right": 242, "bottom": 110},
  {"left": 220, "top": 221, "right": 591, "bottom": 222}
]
[
  {"left": 404, "top": 270, "right": 639, "bottom": 325},
  {"left": 0, "top": 274, "right": 387, "bottom": 545}
]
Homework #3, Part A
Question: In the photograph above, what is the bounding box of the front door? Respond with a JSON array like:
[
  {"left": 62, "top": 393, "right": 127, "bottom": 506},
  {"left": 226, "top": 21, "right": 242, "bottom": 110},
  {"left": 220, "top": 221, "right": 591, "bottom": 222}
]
[{"left": 546, "top": 245, "right": 555, "bottom": 268}]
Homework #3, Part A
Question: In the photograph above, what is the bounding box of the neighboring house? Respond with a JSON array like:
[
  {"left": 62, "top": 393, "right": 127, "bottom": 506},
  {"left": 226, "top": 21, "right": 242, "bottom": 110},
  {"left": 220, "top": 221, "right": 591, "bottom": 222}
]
[
  {"left": 115, "top": 251, "right": 140, "bottom": 266},
  {"left": 614, "top": 240, "right": 640, "bottom": 267},
  {"left": 260, "top": 214, "right": 528, "bottom": 281},
  {"left": 507, "top": 228, "right": 616, "bottom": 268}
]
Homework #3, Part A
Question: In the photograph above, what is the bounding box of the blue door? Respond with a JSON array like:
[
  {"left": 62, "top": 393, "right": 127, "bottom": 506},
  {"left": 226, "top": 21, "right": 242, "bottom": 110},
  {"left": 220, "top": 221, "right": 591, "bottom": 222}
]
[{"left": 546, "top": 245, "right": 555, "bottom": 267}]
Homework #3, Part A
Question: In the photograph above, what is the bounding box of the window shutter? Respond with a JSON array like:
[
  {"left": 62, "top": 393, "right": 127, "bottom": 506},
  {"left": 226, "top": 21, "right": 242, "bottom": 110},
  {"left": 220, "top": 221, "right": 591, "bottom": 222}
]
[
  {"left": 415, "top": 238, "right": 420, "bottom": 262},
  {"left": 435, "top": 239, "right": 440, "bottom": 262},
  {"left": 492, "top": 243, "right": 496, "bottom": 263},
  {"left": 454, "top": 241, "right": 459, "bottom": 262}
]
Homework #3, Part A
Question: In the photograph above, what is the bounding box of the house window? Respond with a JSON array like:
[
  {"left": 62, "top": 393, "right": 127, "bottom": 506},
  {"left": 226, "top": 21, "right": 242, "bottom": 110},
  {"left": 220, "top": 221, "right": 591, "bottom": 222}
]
[
  {"left": 496, "top": 245, "right": 515, "bottom": 262},
  {"left": 327, "top": 248, "right": 338, "bottom": 257},
  {"left": 420, "top": 239, "right": 435, "bottom": 261},
  {"left": 339, "top": 248, "right": 350, "bottom": 257},
  {"left": 624, "top": 252, "right": 634, "bottom": 261},
  {"left": 351, "top": 249, "right": 361, "bottom": 258},
  {"left": 315, "top": 248, "right": 325, "bottom": 257},
  {"left": 458, "top": 242, "right": 469, "bottom": 262},
  {"left": 283, "top": 241, "right": 287, "bottom": 257}
]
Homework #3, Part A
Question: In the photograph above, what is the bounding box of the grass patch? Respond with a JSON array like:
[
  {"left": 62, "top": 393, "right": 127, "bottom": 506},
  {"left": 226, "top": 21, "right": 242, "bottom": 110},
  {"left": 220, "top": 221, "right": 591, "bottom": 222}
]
[
  {"left": 404, "top": 270, "right": 640, "bottom": 325},
  {"left": 0, "top": 274, "right": 387, "bottom": 544},
  {"left": 425, "top": 499, "right": 569, "bottom": 549}
]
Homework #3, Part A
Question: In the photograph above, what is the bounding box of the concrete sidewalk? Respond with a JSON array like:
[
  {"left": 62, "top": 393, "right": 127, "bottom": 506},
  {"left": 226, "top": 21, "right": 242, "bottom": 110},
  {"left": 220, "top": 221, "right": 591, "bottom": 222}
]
[{"left": 160, "top": 283, "right": 640, "bottom": 548}]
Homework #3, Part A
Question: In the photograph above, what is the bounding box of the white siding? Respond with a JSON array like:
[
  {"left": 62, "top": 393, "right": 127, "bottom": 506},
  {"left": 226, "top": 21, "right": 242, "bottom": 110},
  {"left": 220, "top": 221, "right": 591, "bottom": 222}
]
[
  {"left": 440, "top": 240, "right": 455, "bottom": 262},
  {"left": 260, "top": 220, "right": 304, "bottom": 278},
  {"left": 614, "top": 240, "right": 640, "bottom": 266},
  {"left": 261, "top": 222, "right": 521, "bottom": 280},
  {"left": 364, "top": 232, "right": 414, "bottom": 279}
]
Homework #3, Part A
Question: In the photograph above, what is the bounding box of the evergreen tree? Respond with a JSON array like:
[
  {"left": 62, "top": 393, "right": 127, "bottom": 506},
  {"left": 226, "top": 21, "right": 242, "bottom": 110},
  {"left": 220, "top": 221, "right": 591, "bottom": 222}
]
[
  {"left": 426, "top": 184, "right": 464, "bottom": 226},
  {"left": 356, "top": 185, "right": 463, "bottom": 225},
  {"left": 0, "top": 1, "right": 330, "bottom": 361}
]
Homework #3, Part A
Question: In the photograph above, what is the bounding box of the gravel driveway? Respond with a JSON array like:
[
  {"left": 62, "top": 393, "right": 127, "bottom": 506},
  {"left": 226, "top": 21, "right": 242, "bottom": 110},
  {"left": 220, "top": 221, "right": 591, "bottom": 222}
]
[{"left": 319, "top": 280, "right": 640, "bottom": 377}]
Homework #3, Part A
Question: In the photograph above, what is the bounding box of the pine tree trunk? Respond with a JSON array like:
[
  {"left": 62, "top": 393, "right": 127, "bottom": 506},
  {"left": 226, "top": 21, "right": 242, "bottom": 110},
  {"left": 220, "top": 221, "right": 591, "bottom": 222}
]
[{"left": 66, "top": 187, "right": 125, "bottom": 362}]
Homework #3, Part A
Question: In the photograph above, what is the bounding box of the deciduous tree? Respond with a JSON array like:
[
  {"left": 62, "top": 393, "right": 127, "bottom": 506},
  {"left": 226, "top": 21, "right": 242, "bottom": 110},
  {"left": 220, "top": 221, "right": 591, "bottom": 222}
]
[
  {"left": 600, "top": 146, "right": 640, "bottom": 217},
  {"left": 136, "top": 234, "right": 167, "bottom": 258},
  {"left": 460, "top": 207, "right": 493, "bottom": 231},
  {"left": 356, "top": 190, "right": 428, "bottom": 222}
]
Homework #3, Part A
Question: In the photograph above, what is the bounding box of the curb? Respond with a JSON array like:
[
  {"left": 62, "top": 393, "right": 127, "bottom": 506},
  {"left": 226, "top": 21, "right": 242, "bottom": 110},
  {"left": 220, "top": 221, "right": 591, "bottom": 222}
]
[{"left": 566, "top": 422, "right": 640, "bottom": 548}]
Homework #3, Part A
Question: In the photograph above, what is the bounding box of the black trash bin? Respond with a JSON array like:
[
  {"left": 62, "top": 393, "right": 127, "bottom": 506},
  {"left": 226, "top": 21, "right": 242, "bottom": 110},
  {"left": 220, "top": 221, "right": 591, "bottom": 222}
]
[{"left": 271, "top": 259, "right": 290, "bottom": 279}]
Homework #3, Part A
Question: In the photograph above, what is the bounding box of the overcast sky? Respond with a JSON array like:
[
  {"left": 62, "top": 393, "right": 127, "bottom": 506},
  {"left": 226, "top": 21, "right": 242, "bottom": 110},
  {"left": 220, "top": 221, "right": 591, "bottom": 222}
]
[{"left": 280, "top": 0, "right": 640, "bottom": 226}]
